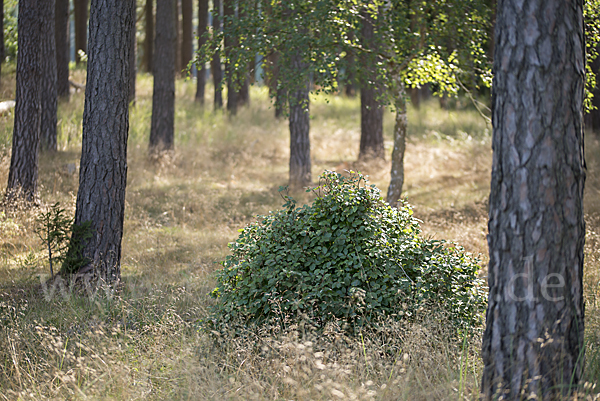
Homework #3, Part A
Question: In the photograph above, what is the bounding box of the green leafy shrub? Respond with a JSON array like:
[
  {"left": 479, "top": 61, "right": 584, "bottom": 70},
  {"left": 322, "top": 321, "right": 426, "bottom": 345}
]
[{"left": 209, "top": 171, "right": 486, "bottom": 335}]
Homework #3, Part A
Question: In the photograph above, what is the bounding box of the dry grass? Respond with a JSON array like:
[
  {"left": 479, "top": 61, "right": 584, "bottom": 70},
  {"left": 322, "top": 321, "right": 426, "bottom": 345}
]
[{"left": 0, "top": 71, "right": 599, "bottom": 399}]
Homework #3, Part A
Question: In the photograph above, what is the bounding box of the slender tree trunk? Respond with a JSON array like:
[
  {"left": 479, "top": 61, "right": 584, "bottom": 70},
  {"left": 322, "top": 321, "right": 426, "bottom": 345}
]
[
  {"left": 288, "top": 53, "right": 310, "bottom": 188},
  {"left": 68, "top": 0, "right": 134, "bottom": 285},
  {"left": 55, "top": 0, "right": 70, "bottom": 100},
  {"left": 149, "top": 0, "right": 175, "bottom": 152},
  {"left": 175, "top": 0, "right": 181, "bottom": 75},
  {"left": 181, "top": 0, "right": 192, "bottom": 74},
  {"left": 40, "top": 0, "right": 58, "bottom": 152},
  {"left": 143, "top": 0, "right": 154, "bottom": 73},
  {"left": 481, "top": 0, "right": 586, "bottom": 399},
  {"left": 129, "top": 0, "right": 136, "bottom": 104},
  {"left": 358, "top": 9, "right": 384, "bottom": 160},
  {"left": 195, "top": 0, "right": 208, "bottom": 104},
  {"left": 345, "top": 32, "right": 356, "bottom": 97},
  {"left": 74, "top": 0, "right": 88, "bottom": 64},
  {"left": 237, "top": 4, "right": 249, "bottom": 107},
  {"left": 211, "top": 0, "right": 223, "bottom": 109},
  {"left": 0, "top": 2, "right": 4, "bottom": 87},
  {"left": 6, "top": 0, "right": 43, "bottom": 203},
  {"left": 266, "top": 51, "right": 284, "bottom": 118},
  {"left": 387, "top": 80, "right": 407, "bottom": 207},
  {"left": 223, "top": 0, "right": 237, "bottom": 114}
]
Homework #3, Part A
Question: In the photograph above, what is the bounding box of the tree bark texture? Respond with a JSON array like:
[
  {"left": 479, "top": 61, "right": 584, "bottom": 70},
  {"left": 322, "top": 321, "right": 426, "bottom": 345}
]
[
  {"left": 386, "top": 80, "right": 407, "bottom": 208},
  {"left": 195, "top": 0, "right": 208, "bottom": 104},
  {"left": 358, "top": 10, "right": 384, "bottom": 160},
  {"left": 211, "top": 0, "right": 223, "bottom": 109},
  {"left": 481, "top": 1, "right": 586, "bottom": 399},
  {"left": 143, "top": 0, "right": 154, "bottom": 73},
  {"left": 6, "top": 0, "right": 43, "bottom": 202},
  {"left": 181, "top": 0, "right": 192, "bottom": 74},
  {"left": 40, "top": 0, "right": 58, "bottom": 152},
  {"left": 74, "top": 0, "right": 88, "bottom": 64},
  {"left": 71, "top": 0, "right": 133, "bottom": 284},
  {"left": 223, "top": 0, "right": 237, "bottom": 114},
  {"left": 55, "top": 0, "right": 70, "bottom": 100},
  {"left": 288, "top": 53, "right": 311, "bottom": 188},
  {"left": 129, "top": 0, "right": 136, "bottom": 104},
  {"left": 149, "top": 0, "right": 175, "bottom": 152}
]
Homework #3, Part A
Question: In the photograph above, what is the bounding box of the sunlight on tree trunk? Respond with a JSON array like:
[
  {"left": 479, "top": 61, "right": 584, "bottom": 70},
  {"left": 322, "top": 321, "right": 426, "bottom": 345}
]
[{"left": 387, "top": 79, "right": 407, "bottom": 208}]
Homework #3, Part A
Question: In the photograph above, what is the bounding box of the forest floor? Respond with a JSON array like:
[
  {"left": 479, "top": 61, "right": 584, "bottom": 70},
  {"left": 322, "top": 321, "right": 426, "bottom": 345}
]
[{"left": 1, "top": 71, "right": 600, "bottom": 400}]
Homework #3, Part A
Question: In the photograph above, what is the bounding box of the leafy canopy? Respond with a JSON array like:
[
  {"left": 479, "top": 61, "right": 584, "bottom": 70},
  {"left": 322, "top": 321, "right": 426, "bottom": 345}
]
[{"left": 208, "top": 171, "right": 486, "bottom": 335}]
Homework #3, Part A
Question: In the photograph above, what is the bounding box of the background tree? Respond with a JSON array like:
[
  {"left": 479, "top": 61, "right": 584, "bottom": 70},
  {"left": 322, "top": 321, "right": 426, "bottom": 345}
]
[
  {"left": 195, "top": 0, "right": 208, "bottom": 104},
  {"left": 0, "top": 1, "right": 5, "bottom": 87},
  {"left": 55, "top": 0, "right": 70, "bottom": 100},
  {"left": 74, "top": 0, "right": 88, "bottom": 64},
  {"left": 480, "top": 0, "right": 586, "bottom": 398},
  {"left": 129, "top": 0, "right": 136, "bottom": 104},
  {"left": 66, "top": 0, "right": 134, "bottom": 284},
  {"left": 149, "top": 0, "right": 175, "bottom": 151},
  {"left": 211, "top": 0, "right": 223, "bottom": 109},
  {"left": 40, "top": 0, "right": 58, "bottom": 152},
  {"left": 223, "top": 0, "right": 238, "bottom": 114},
  {"left": 358, "top": 8, "right": 384, "bottom": 160},
  {"left": 6, "top": 0, "right": 43, "bottom": 203},
  {"left": 181, "top": 0, "right": 192, "bottom": 73},
  {"left": 143, "top": 0, "right": 154, "bottom": 73}
]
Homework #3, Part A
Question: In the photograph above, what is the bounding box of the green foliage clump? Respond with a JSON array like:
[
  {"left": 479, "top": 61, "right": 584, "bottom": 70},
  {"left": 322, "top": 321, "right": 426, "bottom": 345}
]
[{"left": 209, "top": 171, "right": 486, "bottom": 335}]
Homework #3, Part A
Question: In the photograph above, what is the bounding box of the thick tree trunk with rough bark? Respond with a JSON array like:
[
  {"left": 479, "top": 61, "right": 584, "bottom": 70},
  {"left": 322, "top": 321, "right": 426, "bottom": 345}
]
[
  {"left": 55, "top": 0, "right": 70, "bottom": 100},
  {"left": 195, "top": 0, "right": 208, "bottom": 104},
  {"left": 74, "top": 0, "right": 88, "bottom": 64},
  {"left": 181, "top": 0, "right": 192, "bottom": 74},
  {"left": 387, "top": 80, "right": 407, "bottom": 207},
  {"left": 68, "top": 0, "right": 134, "bottom": 285},
  {"left": 223, "top": 0, "right": 237, "bottom": 114},
  {"left": 143, "top": 0, "right": 154, "bottom": 73},
  {"left": 129, "top": 0, "right": 136, "bottom": 104},
  {"left": 149, "top": 0, "right": 175, "bottom": 151},
  {"left": 6, "top": 0, "right": 43, "bottom": 202},
  {"left": 40, "top": 0, "right": 58, "bottom": 152},
  {"left": 288, "top": 53, "right": 311, "bottom": 188},
  {"left": 211, "top": 0, "right": 223, "bottom": 109},
  {"left": 358, "top": 10, "right": 384, "bottom": 160},
  {"left": 480, "top": 1, "right": 586, "bottom": 399}
]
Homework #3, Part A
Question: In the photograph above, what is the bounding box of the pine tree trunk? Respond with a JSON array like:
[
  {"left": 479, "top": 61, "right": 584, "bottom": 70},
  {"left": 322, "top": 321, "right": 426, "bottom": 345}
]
[
  {"left": 6, "top": 0, "right": 43, "bottom": 203},
  {"left": 386, "top": 80, "right": 407, "bottom": 207},
  {"left": 181, "top": 0, "right": 192, "bottom": 74},
  {"left": 74, "top": 0, "right": 88, "bottom": 64},
  {"left": 129, "top": 0, "right": 136, "bottom": 104},
  {"left": 481, "top": 0, "right": 586, "bottom": 399},
  {"left": 288, "top": 53, "right": 310, "bottom": 188},
  {"left": 237, "top": 4, "right": 250, "bottom": 107},
  {"left": 345, "top": 32, "right": 356, "bottom": 97},
  {"left": 211, "top": 0, "right": 223, "bottom": 109},
  {"left": 266, "top": 51, "right": 284, "bottom": 118},
  {"left": 223, "top": 0, "right": 237, "bottom": 115},
  {"left": 149, "top": 0, "right": 175, "bottom": 152},
  {"left": 143, "top": 0, "right": 153, "bottom": 73},
  {"left": 195, "top": 0, "right": 208, "bottom": 104},
  {"left": 175, "top": 0, "right": 181, "bottom": 75},
  {"left": 69, "top": 0, "right": 134, "bottom": 285},
  {"left": 358, "top": 9, "right": 384, "bottom": 160},
  {"left": 55, "top": 0, "right": 70, "bottom": 100},
  {"left": 40, "top": 0, "right": 58, "bottom": 152}
]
